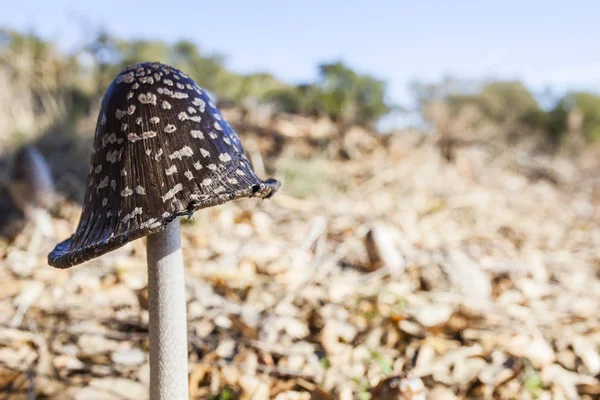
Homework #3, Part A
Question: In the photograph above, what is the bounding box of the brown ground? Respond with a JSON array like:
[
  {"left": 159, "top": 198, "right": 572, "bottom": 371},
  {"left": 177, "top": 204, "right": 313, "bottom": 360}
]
[{"left": 1, "top": 113, "right": 599, "bottom": 399}]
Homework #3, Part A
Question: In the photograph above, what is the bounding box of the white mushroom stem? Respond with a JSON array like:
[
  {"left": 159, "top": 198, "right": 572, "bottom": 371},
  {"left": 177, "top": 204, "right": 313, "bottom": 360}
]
[{"left": 146, "top": 219, "right": 189, "bottom": 400}]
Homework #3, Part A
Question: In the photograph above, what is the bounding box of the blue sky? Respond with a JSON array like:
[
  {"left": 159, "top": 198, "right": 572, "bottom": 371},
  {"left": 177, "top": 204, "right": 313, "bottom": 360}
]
[{"left": 2, "top": 0, "right": 599, "bottom": 126}]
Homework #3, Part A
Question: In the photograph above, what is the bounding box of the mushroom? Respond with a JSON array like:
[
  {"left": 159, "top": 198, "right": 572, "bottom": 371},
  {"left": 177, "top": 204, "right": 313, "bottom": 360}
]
[
  {"left": 9, "top": 144, "right": 56, "bottom": 239},
  {"left": 10, "top": 144, "right": 56, "bottom": 214},
  {"left": 48, "top": 62, "right": 280, "bottom": 399}
]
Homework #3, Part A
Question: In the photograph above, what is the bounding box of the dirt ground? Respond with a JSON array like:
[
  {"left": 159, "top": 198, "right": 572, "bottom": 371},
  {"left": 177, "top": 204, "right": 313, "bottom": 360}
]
[{"left": 1, "top": 117, "right": 599, "bottom": 399}]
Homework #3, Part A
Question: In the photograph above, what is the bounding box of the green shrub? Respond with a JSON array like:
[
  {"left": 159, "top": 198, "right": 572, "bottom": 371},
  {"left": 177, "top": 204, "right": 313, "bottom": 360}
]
[{"left": 552, "top": 92, "right": 600, "bottom": 141}]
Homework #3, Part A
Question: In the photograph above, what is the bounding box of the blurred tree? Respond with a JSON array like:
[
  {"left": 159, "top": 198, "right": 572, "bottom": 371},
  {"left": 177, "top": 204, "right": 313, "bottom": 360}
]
[
  {"left": 551, "top": 92, "right": 600, "bottom": 140},
  {"left": 218, "top": 71, "right": 282, "bottom": 105},
  {"left": 0, "top": 29, "right": 74, "bottom": 136},
  {"left": 410, "top": 77, "right": 562, "bottom": 159},
  {"left": 546, "top": 91, "right": 600, "bottom": 155},
  {"left": 414, "top": 77, "right": 548, "bottom": 142},
  {"left": 264, "top": 61, "right": 393, "bottom": 136},
  {"left": 168, "top": 39, "right": 226, "bottom": 95},
  {"left": 1, "top": 29, "right": 50, "bottom": 61},
  {"left": 264, "top": 83, "right": 323, "bottom": 116},
  {"left": 476, "top": 81, "right": 544, "bottom": 128},
  {"left": 409, "top": 76, "right": 480, "bottom": 115},
  {"left": 317, "top": 62, "right": 391, "bottom": 129},
  {"left": 118, "top": 39, "right": 169, "bottom": 66},
  {"left": 84, "top": 32, "right": 123, "bottom": 94}
]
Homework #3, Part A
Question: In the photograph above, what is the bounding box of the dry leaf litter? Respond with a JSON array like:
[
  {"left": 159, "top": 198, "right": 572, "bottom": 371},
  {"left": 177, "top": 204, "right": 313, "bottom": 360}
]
[{"left": 0, "top": 110, "right": 599, "bottom": 400}]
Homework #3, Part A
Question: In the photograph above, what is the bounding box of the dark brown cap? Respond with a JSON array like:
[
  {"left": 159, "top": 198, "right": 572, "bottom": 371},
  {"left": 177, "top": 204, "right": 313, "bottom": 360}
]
[{"left": 49, "top": 62, "right": 280, "bottom": 268}]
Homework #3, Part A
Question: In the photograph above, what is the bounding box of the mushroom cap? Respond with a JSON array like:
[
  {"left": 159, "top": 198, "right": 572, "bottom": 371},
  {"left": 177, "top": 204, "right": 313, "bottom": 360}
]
[{"left": 49, "top": 62, "right": 280, "bottom": 268}]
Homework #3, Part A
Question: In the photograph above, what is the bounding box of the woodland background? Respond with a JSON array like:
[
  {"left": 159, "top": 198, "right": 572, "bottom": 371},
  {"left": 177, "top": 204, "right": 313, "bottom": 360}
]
[{"left": 0, "top": 28, "right": 599, "bottom": 399}]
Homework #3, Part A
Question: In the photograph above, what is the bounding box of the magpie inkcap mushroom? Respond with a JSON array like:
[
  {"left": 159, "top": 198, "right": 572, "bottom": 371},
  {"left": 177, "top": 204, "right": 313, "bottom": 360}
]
[{"left": 48, "top": 62, "right": 280, "bottom": 268}]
